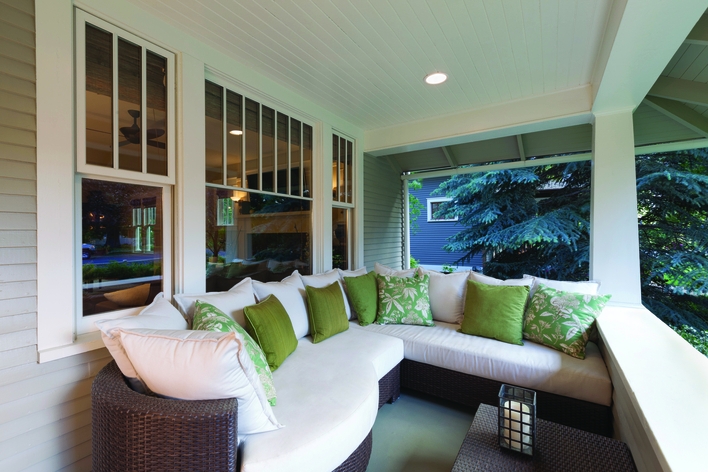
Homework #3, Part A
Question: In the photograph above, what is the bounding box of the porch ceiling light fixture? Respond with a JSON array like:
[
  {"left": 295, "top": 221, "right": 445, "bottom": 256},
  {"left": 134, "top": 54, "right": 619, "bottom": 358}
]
[
  {"left": 424, "top": 72, "right": 447, "bottom": 85},
  {"left": 229, "top": 129, "right": 243, "bottom": 135}
]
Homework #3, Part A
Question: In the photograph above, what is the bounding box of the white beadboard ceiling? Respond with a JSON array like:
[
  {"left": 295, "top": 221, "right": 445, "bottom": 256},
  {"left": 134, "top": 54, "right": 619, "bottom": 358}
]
[
  {"left": 126, "top": 0, "right": 708, "bottom": 173},
  {"left": 126, "top": 0, "right": 611, "bottom": 131}
]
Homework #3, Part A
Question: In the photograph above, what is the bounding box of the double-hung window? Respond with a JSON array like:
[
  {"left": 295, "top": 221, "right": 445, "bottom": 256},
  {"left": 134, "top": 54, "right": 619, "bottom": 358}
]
[
  {"left": 74, "top": 10, "right": 175, "bottom": 332},
  {"left": 332, "top": 133, "right": 355, "bottom": 270}
]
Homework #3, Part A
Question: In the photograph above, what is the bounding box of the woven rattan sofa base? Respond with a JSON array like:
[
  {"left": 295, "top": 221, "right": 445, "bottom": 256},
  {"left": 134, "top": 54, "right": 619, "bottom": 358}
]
[
  {"left": 333, "top": 430, "right": 373, "bottom": 472},
  {"left": 92, "top": 361, "right": 239, "bottom": 472},
  {"left": 400, "top": 359, "right": 612, "bottom": 437},
  {"left": 378, "top": 362, "right": 401, "bottom": 408}
]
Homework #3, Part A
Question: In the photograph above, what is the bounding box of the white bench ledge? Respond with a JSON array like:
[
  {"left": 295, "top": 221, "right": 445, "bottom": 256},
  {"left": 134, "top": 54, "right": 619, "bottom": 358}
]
[{"left": 597, "top": 305, "right": 708, "bottom": 471}]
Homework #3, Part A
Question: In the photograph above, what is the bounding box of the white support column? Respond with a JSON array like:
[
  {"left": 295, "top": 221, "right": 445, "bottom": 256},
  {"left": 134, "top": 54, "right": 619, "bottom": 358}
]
[
  {"left": 175, "top": 53, "right": 206, "bottom": 294},
  {"left": 403, "top": 180, "right": 410, "bottom": 269},
  {"left": 317, "top": 123, "right": 332, "bottom": 273},
  {"left": 590, "top": 110, "right": 642, "bottom": 306}
]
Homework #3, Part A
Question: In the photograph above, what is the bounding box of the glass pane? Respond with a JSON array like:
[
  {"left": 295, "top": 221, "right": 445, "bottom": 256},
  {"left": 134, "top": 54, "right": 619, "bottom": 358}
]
[
  {"left": 205, "top": 81, "right": 223, "bottom": 184},
  {"left": 262, "top": 106, "right": 275, "bottom": 193},
  {"left": 339, "top": 137, "right": 346, "bottom": 202},
  {"left": 290, "top": 119, "right": 301, "bottom": 197},
  {"left": 245, "top": 99, "right": 260, "bottom": 190},
  {"left": 332, "top": 208, "right": 348, "bottom": 270},
  {"left": 332, "top": 134, "right": 339, "bottom": 200},
  {"left": 146, "top": 51, "right": 167, "bottom": 176},
  {"left": 277, "top": 113, "right": 289, "bottom": 194},
  {"left": 346, "top": 139, "right": 353, "bottom": 204},
  {"left": 85, "top": 24, "right": 113, "bottom": 168},
  {"left": 82, "top": 178, "right": 163, "bottom": 316},
  {"left": 205, "top": 187, "right": 312, "bottom": 291},
  {"left": 226, "top": 91, "right": 243, "bottom": 187},
  {"left": 303, "top": 123, "right": 312, "bottom": 198},
  {"left": 118, "top": 38, "right": 142, "bottom": 172}
]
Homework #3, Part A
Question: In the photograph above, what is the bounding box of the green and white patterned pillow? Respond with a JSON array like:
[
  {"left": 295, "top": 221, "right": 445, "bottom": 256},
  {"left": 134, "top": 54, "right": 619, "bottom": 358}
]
[
  {"left": 375, "top": 273, "right": 433, "bottom": 326},
  {"left": 193, "top": 300, "right": 277, "bottom": 406},
  {"left": 523, "top": 284, "right": 611, "bottom": 359}
]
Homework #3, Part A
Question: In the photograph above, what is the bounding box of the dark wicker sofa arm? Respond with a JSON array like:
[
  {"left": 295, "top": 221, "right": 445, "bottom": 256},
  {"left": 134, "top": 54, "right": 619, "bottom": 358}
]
[{"left": 92, "top": 361, "right": 239, "bottom": 472}]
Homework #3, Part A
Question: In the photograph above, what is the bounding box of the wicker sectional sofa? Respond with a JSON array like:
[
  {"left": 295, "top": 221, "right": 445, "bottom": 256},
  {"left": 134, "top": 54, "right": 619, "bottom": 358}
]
[{"left": 92, "top": 266, "right": 613, "bottom": 471}]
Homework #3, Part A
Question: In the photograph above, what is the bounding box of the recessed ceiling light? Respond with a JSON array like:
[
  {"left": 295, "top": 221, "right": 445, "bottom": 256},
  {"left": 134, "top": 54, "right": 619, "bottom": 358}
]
[
  {"left": 229, "top": 129, "right": 243, "bottom": 135},
  {"left": 424, "top": 72, "right": 447, "bottom": 85}
]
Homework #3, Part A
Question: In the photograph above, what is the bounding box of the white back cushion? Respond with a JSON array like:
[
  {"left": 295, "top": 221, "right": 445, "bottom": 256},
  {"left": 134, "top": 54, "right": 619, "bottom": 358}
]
[
  {"left": 95, "top": 293, "right": 187, "bottom": 379},
  {"left": 374, "top": 262, "right": 418, "bottom": 278},
  {"left": 117, "top": 328, "right": 282, "bottom": 437},
  {"left": 525, "top": 275, "right": 600, "bottom": 297},
  {"left": 469, "top": 271, "right": 534, "bottom": 287},
  {"left": 252, "top": 271, "right": 309, "bottom": 339},
  {"left": 422, "top": 269, "right": 470, "bottom": 324},
  {"left": 337, "top": 267, "right": 367, "bottom": 280},
  {"left": 174, "top": 278, "right": 256, "bottom": 327},
  {"left": 300, "top": 270, "right": 352, "bottom": 319}
]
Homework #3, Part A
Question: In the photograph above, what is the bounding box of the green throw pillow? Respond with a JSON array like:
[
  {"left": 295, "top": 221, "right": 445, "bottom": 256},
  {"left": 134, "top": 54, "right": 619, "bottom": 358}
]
[
  {"left": 344, "top": 271, "right": 378, "bottom": 326},
  {"left": 523, "top": 284, "right": 612, "bottom": 359},
  {"left": 375, "top": 273, "right": 433, "bottom": 326},
  {"left": 305, "top": 282, "right": 349, "bottom": 343},
  {"left": 192, "top": 300, "right": 277, "bottom": 406},
  {"left": 244, "top": 295, "right": 298, "bottom": 371},
  {"left": 460, "top": 280, "right": 529, "bottom": 345}
]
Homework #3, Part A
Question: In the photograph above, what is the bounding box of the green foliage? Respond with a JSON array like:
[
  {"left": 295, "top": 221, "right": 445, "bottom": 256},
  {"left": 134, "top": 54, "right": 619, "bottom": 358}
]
[
  {"left": 83, "top": 261, "right": 160, "bottom": 283},
  {"left": 433, "top": 161, "right": 591, "bottom": 280},
  {"left": 409, "top": 255, "right": 419, "bottom": 269},
  {"left": 671, "top": 324, "right": 708, "bottom": 356},
  {"left": 441, "top": 263, "right": 457, "bottom": 273},
  {"left": 408, "top": 179, "right": 424, "bottom": 235}
]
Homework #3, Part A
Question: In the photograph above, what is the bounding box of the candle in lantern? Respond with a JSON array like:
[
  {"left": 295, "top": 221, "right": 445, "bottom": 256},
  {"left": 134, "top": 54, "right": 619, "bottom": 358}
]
[{"left": 501, "top": 400, "right": 531, "bottom": 450}]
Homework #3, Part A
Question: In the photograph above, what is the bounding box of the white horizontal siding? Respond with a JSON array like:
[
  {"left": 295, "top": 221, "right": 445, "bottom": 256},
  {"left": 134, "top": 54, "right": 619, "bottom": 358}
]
[
  {"left": 0, "top": 2, "right": 108, "bottom": 470},
  {"left": 363, "top": 153, "right": 403, "bottom": 271}
]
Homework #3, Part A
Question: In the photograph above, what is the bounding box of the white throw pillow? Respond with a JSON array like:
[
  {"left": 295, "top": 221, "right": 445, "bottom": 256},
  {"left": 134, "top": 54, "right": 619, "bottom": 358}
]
[
  {"left": 525, "top": 275, "right": 600, "bottom": 297},
  {"left": 252, "top": 271, "right": 309, "bottom": 339},
  {"left": 95, "top": 293, "right": 187, "bottom": 381},
  {"left": 374, "top": 262, "right": 419, "bottom": 278},
  {"left": 116, "top": 328, "right": 282, "bottom": 437},
  {"left": 469, "top": 271, "right": 535, "bottom": 287},
  {"left": 300, "top": 270, "right": 352, "bottom": 319},
  {"left": 422, "top": 269, "right": 470, "bottom": 324},
  {"left": 174, "top": 278, "right": 256, "bottom": 327}
]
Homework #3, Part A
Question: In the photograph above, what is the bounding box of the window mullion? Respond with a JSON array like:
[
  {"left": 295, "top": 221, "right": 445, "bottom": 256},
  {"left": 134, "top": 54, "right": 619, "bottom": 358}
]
[
  {"left": 241, "top": 94, "right": 246, "bottom": 188},
  {"left": 222, "top": 85, "right": 227, "bottom": 186},
  {"left": 287, "top": 116, "right": 292, "bottom": 195},
  {"left": 273, "top": 110, "right": 278, "bottom": 194},
  {"left": 300, "top": 124, "right": 304, "bottom": 197},
  {"left": 141, "top": 45, "right": 147, "bottom": 174},
  {"left": 112, "top": 32, "right": 119, "bottom": 170},
  {"left": 258, "top": 102, "right": 263, "bottom": 191}
]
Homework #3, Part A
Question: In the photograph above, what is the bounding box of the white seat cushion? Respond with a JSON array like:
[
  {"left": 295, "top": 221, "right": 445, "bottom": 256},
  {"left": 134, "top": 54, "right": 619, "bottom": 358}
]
[
  {"left": 350, "top": 322, "right": 612, "bottom": 406},
  {"left": 240, "top": 327, "right": 404, "bottom": 472}
]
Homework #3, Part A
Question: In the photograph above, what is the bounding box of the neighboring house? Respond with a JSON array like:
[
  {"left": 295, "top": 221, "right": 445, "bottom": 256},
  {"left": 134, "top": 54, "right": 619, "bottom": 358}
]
[{"left": 409, "top": 177, "right": 483, "bottom": 271}]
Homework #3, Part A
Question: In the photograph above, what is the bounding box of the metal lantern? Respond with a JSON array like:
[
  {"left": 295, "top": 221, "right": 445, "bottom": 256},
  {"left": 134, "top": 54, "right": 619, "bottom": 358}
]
[{"left": 498, "top": 384, "right": 537, "bottom": 456}]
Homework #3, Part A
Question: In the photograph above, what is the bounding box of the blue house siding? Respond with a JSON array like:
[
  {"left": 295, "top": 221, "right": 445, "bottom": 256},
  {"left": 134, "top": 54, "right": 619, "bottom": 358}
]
[{"left": 409, "top": 177, "right": 484, "bottom": 270}]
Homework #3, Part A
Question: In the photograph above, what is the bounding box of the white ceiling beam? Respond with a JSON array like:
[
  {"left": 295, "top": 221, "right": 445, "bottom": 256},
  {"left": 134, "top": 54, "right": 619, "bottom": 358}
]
[
  {"left": 643, "top": 96, "right": 708, "bottom": 138},
  {"left": 516, "top": 135, "right": 526, "bottom": 161},
  {"left": 685, "top": 14, "right": 708, "bottom": 45},
  {"left": 441, "top": 147, "right": 457, "bottom": 167},
  {"left": 591, "top": 0, "right": 707, "bottom": 114},
  {"left": 365, "top": 85, "right": 592, "bottom": 156},
  {"left": 648, "top": 76, "right": 708, "bottom": 107}
]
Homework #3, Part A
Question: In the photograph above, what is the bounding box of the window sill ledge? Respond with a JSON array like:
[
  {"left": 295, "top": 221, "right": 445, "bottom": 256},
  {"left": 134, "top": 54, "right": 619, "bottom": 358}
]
[{"left": 38, "top": 331, "right": 105, "bottom": 363}]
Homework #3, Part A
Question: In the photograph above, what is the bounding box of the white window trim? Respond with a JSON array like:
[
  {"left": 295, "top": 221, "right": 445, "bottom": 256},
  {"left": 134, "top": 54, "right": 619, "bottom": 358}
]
[
  {"left": 427, "top": 197, "right": 457, "bottom": 222},
  {"left": 36, "top": 2, "right": 177, "bottom": 362}
]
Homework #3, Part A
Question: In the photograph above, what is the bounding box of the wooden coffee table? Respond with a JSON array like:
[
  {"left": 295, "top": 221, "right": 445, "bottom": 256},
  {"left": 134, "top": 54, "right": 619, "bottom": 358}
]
[{"left": 452, "top": 404, "right": 637, "bottom": 471}]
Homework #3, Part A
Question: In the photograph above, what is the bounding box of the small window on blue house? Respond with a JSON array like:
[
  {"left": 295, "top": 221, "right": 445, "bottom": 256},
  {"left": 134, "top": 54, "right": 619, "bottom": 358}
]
[{"left": 427, "top": 198, "right": 457, "bottom": 222}]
